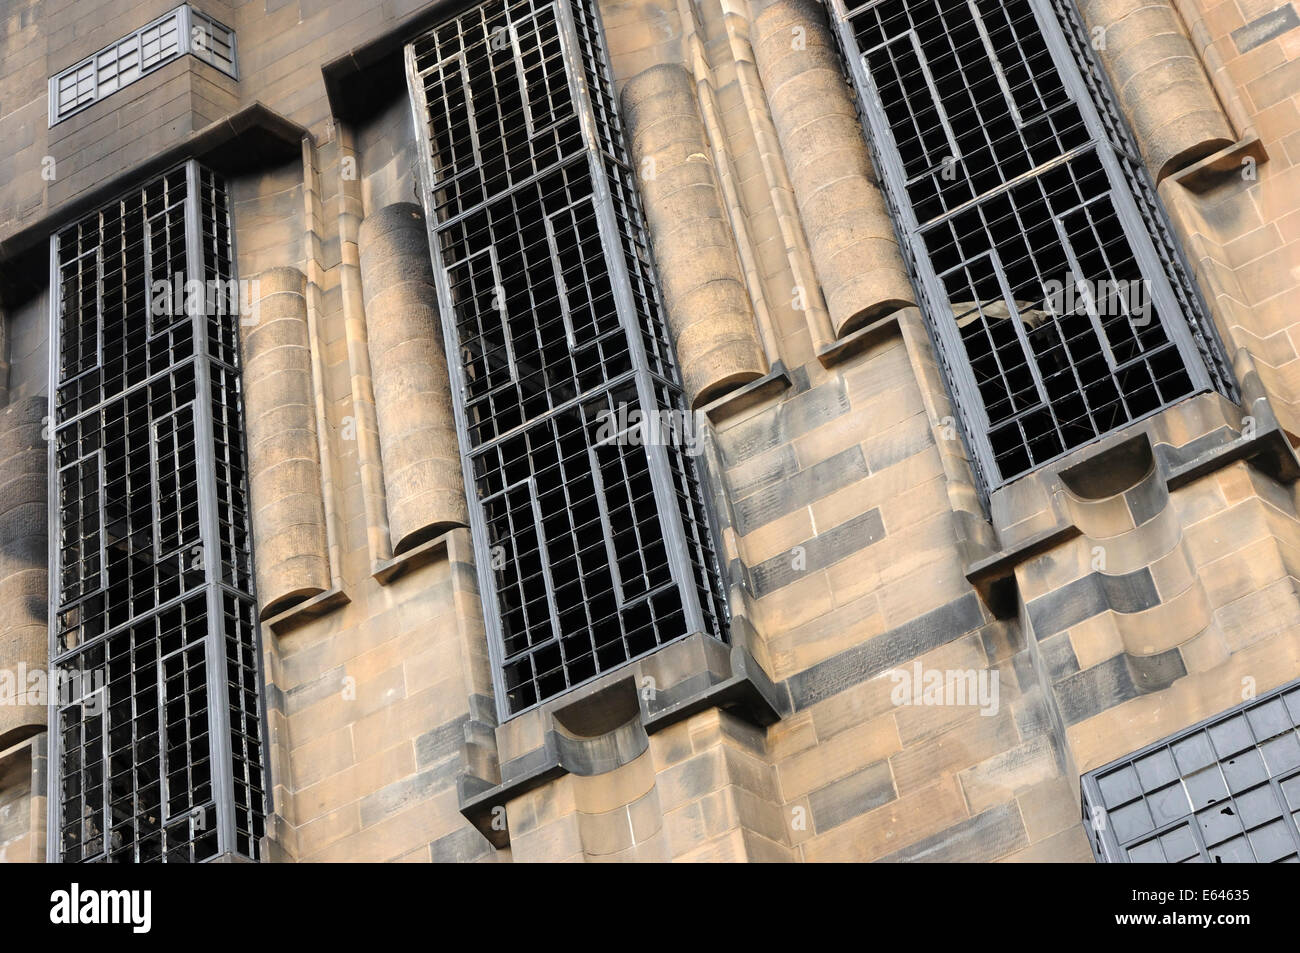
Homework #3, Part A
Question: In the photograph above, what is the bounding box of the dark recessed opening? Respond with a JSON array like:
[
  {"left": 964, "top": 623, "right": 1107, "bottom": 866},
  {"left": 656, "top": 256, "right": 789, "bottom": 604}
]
[{"left": 1059, "top": 434, "right": 1155, "bottom": 500}]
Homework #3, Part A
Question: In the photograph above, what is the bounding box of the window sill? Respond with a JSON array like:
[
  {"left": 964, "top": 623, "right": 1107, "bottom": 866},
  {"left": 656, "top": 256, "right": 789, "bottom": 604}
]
[
  {"left": 457, "top": 632, "right": 787, "bottom": 848},
  {"left": 966, "top": 385, "right": 1300, "bottom": 617}
]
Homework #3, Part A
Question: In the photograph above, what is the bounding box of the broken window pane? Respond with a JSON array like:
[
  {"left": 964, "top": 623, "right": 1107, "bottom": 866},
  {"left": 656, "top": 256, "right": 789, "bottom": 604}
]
[
  {"left": 1082, "top": 680, "right": 1300, "bottom": 862},
  {"left": 831, "top": 0, "right": 1235, "bottom": 495}
]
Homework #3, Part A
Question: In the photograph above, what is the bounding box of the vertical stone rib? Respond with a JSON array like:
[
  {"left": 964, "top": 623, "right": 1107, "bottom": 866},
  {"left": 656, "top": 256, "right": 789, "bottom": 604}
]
[
  {"left": 754, "top": 0, "right": 914, "bottom": 338},
  {"left": 1077, "top": 0, "right": 1234, "bottom": 181},
  {"left": 358, "top": 203, "right": 468, "bottom": 554},
  {"left": 0, "top": 315, "right": 10, "bottom": 406},
  {"left": 336, "top": 124, "right": 393, "bottom": 568},
  {"left": 242, "top": 267, "right": 330, "bottom": 616},
  {"left": 0, "top": 397, "right": 48, "bottom": 747},
  {"left": 620, "top": 63, "right": 768, "bottom": 407}
]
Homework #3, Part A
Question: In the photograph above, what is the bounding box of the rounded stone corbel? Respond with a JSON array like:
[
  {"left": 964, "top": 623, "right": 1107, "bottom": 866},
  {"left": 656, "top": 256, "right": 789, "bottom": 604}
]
[
  {"left": 0, "top": 396, "right": 50, "bottom": 747},
  {"left": 358, "top": 203, "right": 468, "bottom": 555},
  {"left": 1077, "top": 0, "right": 1235, "bottom": 181},
  {"left": 619, "top": 63, "right": 768, "bottom": 407},
  {"left": 241, "top": 267, "right": 331, "bottom": 616},
  {"left": 754, "top": 0, "right": 915, "bottom": 338}
]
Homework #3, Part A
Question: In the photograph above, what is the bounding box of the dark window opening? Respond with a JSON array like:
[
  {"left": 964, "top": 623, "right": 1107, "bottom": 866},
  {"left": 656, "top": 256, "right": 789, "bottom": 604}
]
[
  {"left": 50, "top": 162, "right": 266, "bottom": 862},
  {"left": 831, "top": 0, "right": 1235, "bottom": 496},
  {"left": 407, "top": 0, "right": 729, "bottom": 718}
]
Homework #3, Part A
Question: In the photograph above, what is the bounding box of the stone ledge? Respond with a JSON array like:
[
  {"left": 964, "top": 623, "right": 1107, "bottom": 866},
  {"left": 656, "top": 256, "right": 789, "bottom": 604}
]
[
  {"left": 456, "top": 633, "right": 787, "bottom": 848},
  {"left": 700, "top": 360, "right": 792, "bottom": 426},
  {"left": 372, "top": 530, "right": 455, "bottom": 585},
  {"left": 965, "top": 388, "right": 1300, "bottom": 618},
  {"left": 966, "top": 524, "right": 1082, "bottom": 619},
  {"left": 262, "top": 586, "right": 350, "bottom": 636},
  {"left": 1169, "top": 135, "right": 1269, "bottom": 194},
  {"left": 815, "top": 309, "right": 906, "bottom": 368}
]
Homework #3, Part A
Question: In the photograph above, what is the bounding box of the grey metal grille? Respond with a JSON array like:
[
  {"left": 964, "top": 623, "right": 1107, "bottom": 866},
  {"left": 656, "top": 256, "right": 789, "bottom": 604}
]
[
  {"left": 49, "top": 162, "right": 267, "bottom": 862},
  {"left": 1083, "top": 680, "right": 1300, "bottom": 863},
  {"left": 48, "top": 5, "right": 238, "bottom": 126},
  {"left": 407, "top": 0, "right": 729, "bottom": 718},
  {"left": 830, "top": 0, "right": 1235, "bottom": 494}
]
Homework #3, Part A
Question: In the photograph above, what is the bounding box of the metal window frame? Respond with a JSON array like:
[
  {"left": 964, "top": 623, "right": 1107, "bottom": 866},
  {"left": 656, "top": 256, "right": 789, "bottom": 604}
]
[
  {"left": 828, "top": 0, "right": 1235, "bottom": 502},
  {"left": 188, "top": 8, "right": 238, "bottom": 76},
  {"left": 1082, "top": 678, "right": 1300, "bottom": 863},
  {"left": 405, "top": 0, "right": 727, "bottom": 722},
  {"left": 46, "top": 159, "right": 269, "bottom": 862},
  {"left": 47, "top": 5, "right": 238, "bottom": 127}
]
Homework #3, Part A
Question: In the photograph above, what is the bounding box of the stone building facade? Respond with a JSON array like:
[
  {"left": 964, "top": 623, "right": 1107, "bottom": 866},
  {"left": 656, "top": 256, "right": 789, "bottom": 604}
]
[{"left": 0, "top": 0, "right": 1299, "bottom": 863}]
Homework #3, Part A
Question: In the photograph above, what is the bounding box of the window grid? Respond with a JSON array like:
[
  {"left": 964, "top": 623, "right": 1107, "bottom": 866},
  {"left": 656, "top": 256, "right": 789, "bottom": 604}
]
[
  {"left": 1083, "top": 680, "right": 1300, "bottom": 863},
  {"left": 50, "top": 162, "right": 267, "bottom": 863},
  {"left": 1047, "top": 0, "right": 1236, "bottom": 402},
  {"left": 407, "top": 0, "right": 729, "bottom": 718},
  {"left": 48, "top": 5, "right": 237, "bottom": 126},
  {"left": 830, "top": 0, "right": 1235, "bottom": 498},
  {"left": 189, "top": 9, "right": 237, "bottom": 76}
]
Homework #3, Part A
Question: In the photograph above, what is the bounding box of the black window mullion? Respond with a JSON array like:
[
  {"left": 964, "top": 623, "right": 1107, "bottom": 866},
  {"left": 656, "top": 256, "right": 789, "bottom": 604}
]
[{"left": 1027, "top": 0, "right": 1215, "bottom": 396}]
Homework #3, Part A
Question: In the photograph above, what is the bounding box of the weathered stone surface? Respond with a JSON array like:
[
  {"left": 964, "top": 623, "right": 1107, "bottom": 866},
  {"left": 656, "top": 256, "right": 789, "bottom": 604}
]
[
  {"left": 3, "top": 0, "right": 1298, "bottom": 869},
  {"left": 754, "top": 0, "right": 914, "bottom": 336},
  {"left": 619, "top": 64, "right": 767, "bottom": 406},
  {"left": 0, "top": 397, "right": 47, "bottom": 747},
  {"left": 241, "top": 267, "right": 330, "bottom": 616},
  {"left": 1078, "top": 0, "right": 1234, "bottom": 179},
  {"left": 358, "top": 202, "right": 469, "bottom": 553}
]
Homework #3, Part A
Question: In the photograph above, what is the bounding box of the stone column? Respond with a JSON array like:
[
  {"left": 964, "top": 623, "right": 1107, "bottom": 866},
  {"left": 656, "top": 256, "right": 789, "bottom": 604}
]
[
  {"left": 358, "top": 203, "right": 468, "bottom": 555},
  {"left": 620, "top": 63, "right": 768, "bottom": 407},
  {"left": 241, "top": 267, "right": 330, "bottom": 616},
  {"left": 0, "top": 397, "right": 48, "bottom": 747},
  {"left": 1077, "top": 0, "right": 1234, "bottom": 181},
  {"left": 754, "top": 0, "right": 914, "bottom": 338}
]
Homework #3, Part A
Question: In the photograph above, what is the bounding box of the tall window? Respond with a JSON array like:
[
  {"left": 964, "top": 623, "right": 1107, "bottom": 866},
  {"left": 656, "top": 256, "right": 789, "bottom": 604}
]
[
  {"left": 405, "top": 0, "right": 729, "bottom": 718},
  {"left": 49, "top": 162, "right": 267, "bottom": 862},
  {"left": 830, "top": 0, "right": 1234, "bottom": 495}
]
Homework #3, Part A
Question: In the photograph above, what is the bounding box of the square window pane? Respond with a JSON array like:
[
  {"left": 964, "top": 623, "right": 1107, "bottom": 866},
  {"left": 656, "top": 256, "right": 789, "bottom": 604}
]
[
  {"left": 1261, "top": 732, "right": 1300, "bottom": 774},
  {"left": 1160, "top": 825, "right": 1200, "bottom": 862},
  {"left": 1184, "top": 765, "right": 1228, "bottom": 808},
  {"left": 1236, "top": 784, "right": 1284, "bottom": 829},
  {"left": 1223, "top": 747, "right": 1269, "bottom": 793},
  {"left": 1247, "top": 699, "right": 1292, "bottom": 741},
  {"left": 1147, "top": 782, "right": 1190, "bottom": 826},
  {"left": 1173, "top": 732, "right": 1216, "bottom": 774},
  {"left": 1247, "top": 819, "right": 1298, "bottom": 863},
  {"left": 1098, "top": 765, "right": 1142, "bottom": 808},
  {"left": 1135, "top": 749, "right": 1178, "bottom": 791},
  {"left": 1111, "top": 799, "right": 1155, "bottom": 842},
  {"left": 1207, "top": 835, "right": 1253, "bottom": 863},
  {"left": 1210, "top": 715, "right": 1255, "bottom": 758},
  {"left": 1196, "top": 803, "right": 1243, "bottom": 847},
  {"left": 1127, "top": 838, "right": 1165, "bottom": 862}
]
